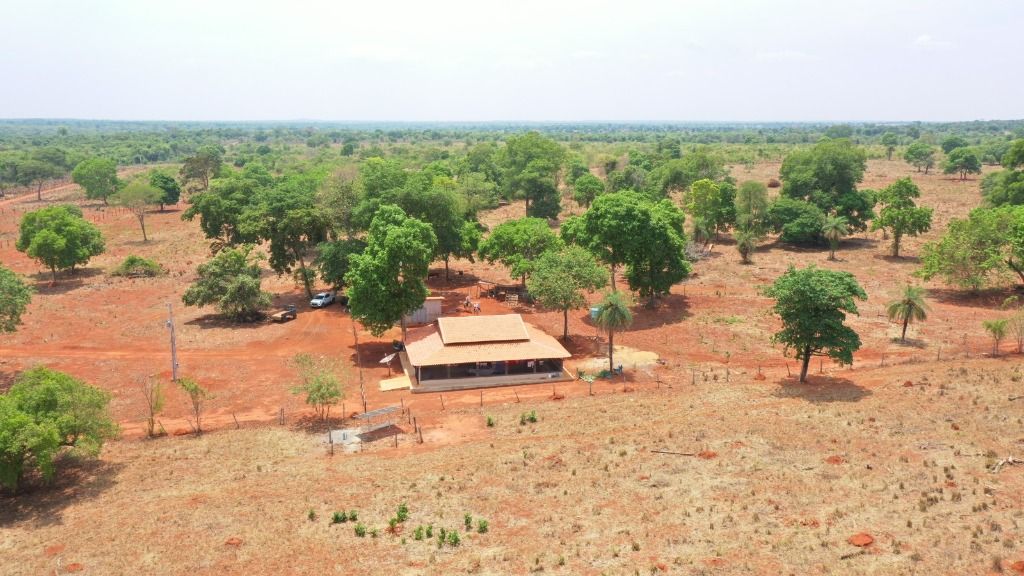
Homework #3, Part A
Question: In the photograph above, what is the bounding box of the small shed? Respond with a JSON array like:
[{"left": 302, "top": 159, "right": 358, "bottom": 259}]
[{"left": 404, "top": 296, "right": 443, "bottom": 326}]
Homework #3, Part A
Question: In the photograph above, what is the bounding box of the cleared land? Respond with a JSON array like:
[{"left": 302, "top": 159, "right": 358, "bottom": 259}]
[{"left": 1, "top": 159, "right": 1023, "bottom": 574}]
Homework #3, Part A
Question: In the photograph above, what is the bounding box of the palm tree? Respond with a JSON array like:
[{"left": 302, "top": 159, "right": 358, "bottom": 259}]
[
  {"left": 886, "top": 286, "right": 929, "bottom": 342},
  {"left": 594, "top": 291, "right": 633, "bottom": 373},
  {"left": 821, "top": 215, "right": 849, "bottom": 261},
  {"left": 735, "top": 229, "right": 758, "bottom": 264}
]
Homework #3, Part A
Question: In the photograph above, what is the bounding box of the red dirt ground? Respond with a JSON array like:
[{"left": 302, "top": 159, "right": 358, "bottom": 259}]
[{"left": 0, "top": 159, "right": 1019, "bottom": 441}]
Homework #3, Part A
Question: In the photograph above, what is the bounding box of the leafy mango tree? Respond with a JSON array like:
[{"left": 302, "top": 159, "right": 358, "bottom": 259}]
[
  {"left": 871, "top": 178, "right": 933, "bottom": 258},
  {"left": 527, "top": 245, "right": 608, "bottom": 340},
  {"left": 345, "top": 205, "right": 437, "bottom": 338},
  {"left": 16, "top": 205, "right": 105, "bottom": 284},
  {"left": 0, "top": 264, "right": 33, "bottom": 332},
  {"left": 0, "top": 367, "right": 118, "bottom": 492},
  {"left": 762, "top": 266, "right": 867, "bottom": 383}
]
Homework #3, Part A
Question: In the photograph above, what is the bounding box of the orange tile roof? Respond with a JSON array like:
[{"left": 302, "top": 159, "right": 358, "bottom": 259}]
[
  {"left": 437, "top": 314, "right": 529, "bottom": 344},
  {"left": 405, "top": 315, "right": 570, "bottom": 367}
]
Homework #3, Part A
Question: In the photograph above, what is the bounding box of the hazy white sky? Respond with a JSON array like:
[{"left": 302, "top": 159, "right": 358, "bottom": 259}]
[{"left": 0, "top": 0, "right": 1019, "bottom": 122}]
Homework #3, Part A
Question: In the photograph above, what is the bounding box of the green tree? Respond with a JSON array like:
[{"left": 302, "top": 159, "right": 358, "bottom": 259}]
[
  {"left": 0, "top": 264, "right": 33, "bottom": 333},
  {"left": 903, "top": 141, "right": 937, "bottom": 174},
  {"left": 917, "top": 207, "right": 1023, "bottom": 291},
  {"left": 981, "top": 169, "right": 1024, "bottom": 207},
  {"left": 182, "top": 163, "right": 270, "bottom": 252},
  {"left": 767, "top": 197, "right": 826, "bottom": 245},
  {"left": 941, "top": 135, "right": 969, "bottom": 154},
  {"left": 478, "top": 217, "right": 562, "bottom": 283},
  {"left": 887, "top": 286, "right": 929, "bottom": 342},
  {"left": 345, "top": 205, "right": 437, "bottom": 337},
  {"left": 779, "top": 139, "right": 874, "bottom": 232},
  {"left": 181, "top": 245, "right": 272, "bottom": 321},
  {"left": 871, "top": 178, "right": 933, "bottom": 257},
  {"left": 982, "top": 319, "right": 1008, "bottom": 356},
  {"left": 881, "top": 132, "right": 899, "bottom": 161},
  {"left": 527, "top": 245, "right": 608, "bottom": 339},
  {"left": 16, "top": 158, "right": 64, "bottom": 201},
  {"left": 240, "top": 172, "right": 329, "bottom": 298},
  {"left": 8, "top": 366, "right": 118, "bottom": 456},
  {"left": 561, "top": 190, "right": 647, "bottom": 291},
  {"left": 291, "top": 353, "right": 345, "bottom": 421},
  {"left": 734, "top": 180, "right": 770, "bottom": 233},
  {"left": 686, "top": 178, "right": 733, "bottom": 237},
  {"left": 315, "top": 238, "right": 367, "bottom": 290},
  {"left": 943, "top": 147, "right": 982, "bottom": 180},
  {"left": 0, "top": 396, "right": 60, "bottom": 492},
  {"left": 624, "top": 199, "right": 691, "bottom": 307},
  {"left": 177, "top": 377, "right": 210, "bottom": 433},
  {"left": 179, "top": 144, "right": 223, "bottom": 193},
  {"left": 499, "top": 132, "right": 565, "bottom": 218},
  {"left": 1002, "top": 139, "right": 1024, "bottom": 170},
  {"left": 112, "top": 179, "right": 163, "bottom": 242},
  {"left": 573, "top": 173, "right": 604, "bottom": 208},
  {"left": 149, "top": 170, "right": 181, "bottom": 210},
  {"left": 594, "top": 291, "right": 634, "bottom": 373},
  {"left": 821, "top": 215, "right": 849, "bottom": 260},
  {"left": 16, "top": 205, "right": 105, "bottom": 283},
  {"left": 71, "top": 158, "right": 119, "bottom": 205},
  {"left": 761, "top": 266, "right": 867, "bottom": 382}
]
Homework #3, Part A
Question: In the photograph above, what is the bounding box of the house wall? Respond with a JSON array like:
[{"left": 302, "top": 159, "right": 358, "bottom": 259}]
[{"left": 411, "top": 369, "right": 572, "bottom": 393}]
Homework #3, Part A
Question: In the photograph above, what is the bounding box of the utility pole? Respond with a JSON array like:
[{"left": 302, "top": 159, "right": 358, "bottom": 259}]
[
  {"left": 166, "top": 303, "right": 179, "bottom": 382},
  {"left": 351, "top": 315, "right": 367, "bottom": 412}
]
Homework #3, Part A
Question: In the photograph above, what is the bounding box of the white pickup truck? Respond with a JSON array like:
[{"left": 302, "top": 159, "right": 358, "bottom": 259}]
[{"left": 310, "top": 292, "right": 336, "bottom": 308}]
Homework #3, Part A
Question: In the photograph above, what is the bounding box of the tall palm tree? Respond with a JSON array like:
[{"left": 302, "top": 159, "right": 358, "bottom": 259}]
[
  {"left": 594, "top": 291, "right": 634, "bottom": 373},
  {"left": 886, "top": 285, "right": 929, "bottom": 342},
  {"left": 821, "top": 215, "right": 849, "bottom": 261},
  {"left": 735, "top": 229, "right": 758, "bottom": 264}
]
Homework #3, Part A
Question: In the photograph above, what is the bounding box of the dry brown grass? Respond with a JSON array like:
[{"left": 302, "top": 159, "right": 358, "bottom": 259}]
[{"left": 3, "top": 359, "right": 1023, "bottom": 575}]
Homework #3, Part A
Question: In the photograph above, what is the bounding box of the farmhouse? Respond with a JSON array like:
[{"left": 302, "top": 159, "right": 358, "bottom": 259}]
[{"left": 403, "top": 314, "right": 571, "bottom": 392}]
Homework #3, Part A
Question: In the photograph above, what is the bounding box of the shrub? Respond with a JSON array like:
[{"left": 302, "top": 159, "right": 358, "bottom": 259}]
[
  {"left": 332, "top": 511, "right": 346, "bottom": 524},
  {"left": 354, "top": 523, "right": 367, "bottom": 537},
  {"left": 349, "top": 510, "right": 358, "bottom": 521},
  {"left": 768, "top": 198, "right": 825, "bottom": 245},
  {"left": 370, "top": 528, "right": 379, "bottom": 538},
  {"left": 111, "top": 255, "right": 163, "bottom": 278},
  {"left": 397, "top": 502, "right": 409, "bottom": 523},
  {"left": 425, "top": 524, "right": 434, "bottom": 538},
  {"left": 464, "top": 513, "right": 473, "bottom": 530},
  {"left": 528, "top": 410, "right": 538, "bottom": 423},
  {"left": 308, "top": 509, "right": 317, "bottom": 522},
  {"left": 414, "top": 525, "right": 425, "bottom": 540},
  {"left": 477, "top": 519, "right": 489, "bottom": 534},
  {"left": 486, "top": 416, "right": 495, "bottom": 427},
  {"left": 448, "top": 530, "right": 461, "bottom": 547}
]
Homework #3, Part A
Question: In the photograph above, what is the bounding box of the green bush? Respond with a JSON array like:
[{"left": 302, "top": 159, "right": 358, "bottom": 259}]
[
  {"left": 477, "top": 519, "right": 489, "bottom": 534},
  {"left": 348, "top": 510, "right": 358, "bottom": 521},
  {"left": 414, "top": 525, "right": 425, "bottom": 541},
  {"left": 486, "top": 416, "right": 495, "bottom": 427},
  {"left": 354, "top": 523, "right": 367, "bottom": 537},
  {"left": 331, "top": 511, "right": 346, "bottom": 524},
  {"left": 397, "top": 502, "right": 409, "bottom": 523},
  {"left": 0, "top": 367, "right": 118, "bottom": 492},
  {"left": 447, "top": 530, "right": 461, "bottom": 547},
  {"left": 111, "top": 254, "right": 163, "bottom": 278},
  {"left": 768, "top": 198, "right": 825, "bottom": 245},
  {"left": 308, "top": 508, "right": 317, "bottom": 522}
]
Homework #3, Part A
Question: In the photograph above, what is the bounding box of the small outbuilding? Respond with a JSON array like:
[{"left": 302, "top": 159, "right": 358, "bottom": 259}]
[{"left": 402, "top": 314, "right": 571, "bottom": 392}]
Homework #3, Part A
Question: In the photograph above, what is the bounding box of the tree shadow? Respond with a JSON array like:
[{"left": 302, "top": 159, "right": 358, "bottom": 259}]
[
  {"left": 771, "top": 375, "right": 871, "bottom": 403},
  {"left": 582, "top": 293, "right": 693, "bottom": 330},
  {"left": 426, "top": 268, "right": 481, "bottom": 289},
  {"left": 345, "top": 340, "right": 400, "bottom": 369},
  {"left": 28, "top": 268, "right": 104, "bottom": 295},
  {"left": 872, "top": 254, "right": 920, "bottom": 265},
  {"left": 184, "top": 314, "right": 268, "bottom": 330},
  {"left": 889, "top": 337, "right": 928, "bottom": 349},
  {"left": 925, "top": 286, "right": 1020, "bottom": 310},
  {"left": 0, "top": 458, "right": 124, "bottom": 528}
]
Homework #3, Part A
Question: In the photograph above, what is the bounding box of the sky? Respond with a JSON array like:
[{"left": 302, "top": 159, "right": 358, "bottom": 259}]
[{"left": 0, "top": 0, "right": 1020, "bottom": 122}]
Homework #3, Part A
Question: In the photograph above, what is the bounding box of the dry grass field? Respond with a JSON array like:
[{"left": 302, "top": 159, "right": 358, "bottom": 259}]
[{"left": 1, "top": 159, "right": 1024, "bottom": 574}]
